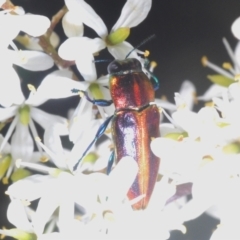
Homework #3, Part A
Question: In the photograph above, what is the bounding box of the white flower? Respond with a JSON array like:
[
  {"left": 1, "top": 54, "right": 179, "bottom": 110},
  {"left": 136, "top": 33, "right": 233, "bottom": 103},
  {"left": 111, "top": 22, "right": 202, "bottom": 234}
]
[
  {"left": 0, "top": 71, "right": 73, "bottom": 181},
  {"left": 62, "top": 0, "right": 152, "bottom": 59},
  {"left": 58, "top": 38, "right": 115, "bottom": 143},
  {"left": 199, "top": 38, "right": 240, "bottom": 101},
  {"left": 0, "top": 198, "right": 82, "bottom": 239},
  {"left": 231, "top": 16, "right": 240, "bottom": 40}
]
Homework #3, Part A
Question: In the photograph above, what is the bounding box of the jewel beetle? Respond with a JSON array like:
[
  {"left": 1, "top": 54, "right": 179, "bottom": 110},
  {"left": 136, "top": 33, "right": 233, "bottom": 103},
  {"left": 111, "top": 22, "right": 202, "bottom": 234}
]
[{"left": 73, "top": 57, "right": 160, "bottom": 210}]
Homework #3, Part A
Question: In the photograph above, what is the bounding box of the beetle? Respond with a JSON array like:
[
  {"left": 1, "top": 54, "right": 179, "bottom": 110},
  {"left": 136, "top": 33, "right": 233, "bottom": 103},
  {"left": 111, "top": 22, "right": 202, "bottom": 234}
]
[{"left": 73, "top": 57, "right": 160, "bottom": 210}]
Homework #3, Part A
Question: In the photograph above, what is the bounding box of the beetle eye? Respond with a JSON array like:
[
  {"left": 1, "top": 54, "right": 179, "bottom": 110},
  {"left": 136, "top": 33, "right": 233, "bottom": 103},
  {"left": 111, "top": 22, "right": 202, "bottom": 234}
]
[{"left": 108, "top": 61, "right": 121, "bottom": 74}]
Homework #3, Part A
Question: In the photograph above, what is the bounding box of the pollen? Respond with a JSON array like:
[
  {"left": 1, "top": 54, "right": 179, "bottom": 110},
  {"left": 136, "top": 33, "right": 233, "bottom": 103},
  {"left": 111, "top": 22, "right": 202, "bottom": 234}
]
[
  {"left": 204, "top": 101, "right": 214, "bottom": 107},
  {"left": 149, "top": 61, "right": 157, "bottom": 72},
  {"left": 79, "top": 91, "right": 85, "bottom": 98},
  {"left": 15, "top": 159, "right": 22, "bottom": 168},
  {"left": 144, "top": 50, "right": 150, "bottom": 57},
  {"left": 2, "top": 177, "right": 8, "bottom": 185},
  {"left": 234, "top": 74, "right": 240, "bottom": 81},
  {"left": 222, "top": 62, "right": 233, "bottom": 70},
  {"left": 103, "top": 210, "right": 115, "bottom": 222},
  {"left": 201, "top": 56, "right": 208, "bottom": 67},
  {"left": 35, "top": 136, "right": 42, "bottom": 142},
  {"left": 27, "top": 84, "right": 36, "bottom": 93},
  {"left": 40, "top": 156, "right": 49, "bottom": 162},
  {"left": 161, "top": 95, "right": 168, "bottom": 101}
]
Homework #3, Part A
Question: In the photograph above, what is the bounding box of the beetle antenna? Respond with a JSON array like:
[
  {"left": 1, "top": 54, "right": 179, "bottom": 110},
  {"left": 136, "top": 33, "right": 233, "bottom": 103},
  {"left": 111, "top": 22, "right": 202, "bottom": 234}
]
[
  {"left": 125, "top": 34, "right": 156, "bottom": 59},
  {"left": 93, "top": 59, "right": 112, "bottom": 63}
]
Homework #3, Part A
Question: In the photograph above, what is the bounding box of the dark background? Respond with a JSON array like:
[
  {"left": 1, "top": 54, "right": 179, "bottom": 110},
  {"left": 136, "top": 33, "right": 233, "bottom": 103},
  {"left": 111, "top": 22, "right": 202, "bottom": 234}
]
[{"left": 1, "top": 0, "right": 240, "bottom": 239}]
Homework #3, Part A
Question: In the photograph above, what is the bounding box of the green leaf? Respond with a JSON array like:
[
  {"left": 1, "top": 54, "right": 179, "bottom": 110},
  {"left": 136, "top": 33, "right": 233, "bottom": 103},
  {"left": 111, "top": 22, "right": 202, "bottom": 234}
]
[
  {"left": 106, "top": 27, "right": 130, "bottom": 45},
  {"left": 207, "top": 75, "right": 235, "bottom": 87}
]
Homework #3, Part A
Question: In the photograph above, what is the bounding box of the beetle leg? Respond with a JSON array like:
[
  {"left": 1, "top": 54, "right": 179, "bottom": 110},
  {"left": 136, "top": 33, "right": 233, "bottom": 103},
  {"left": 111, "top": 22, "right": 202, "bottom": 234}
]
[
  {"left": 73, "top": 115, "right": 114, "bottom": 171},
  {"left": 106, "top": 151, "right": 115, "bottom": 175},
  {"left": 72, "top": 88, "right": 113, "bottom": 106}
]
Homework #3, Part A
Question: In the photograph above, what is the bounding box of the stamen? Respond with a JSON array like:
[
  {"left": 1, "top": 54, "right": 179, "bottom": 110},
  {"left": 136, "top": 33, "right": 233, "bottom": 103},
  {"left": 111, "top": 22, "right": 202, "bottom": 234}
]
[
  {"left": 222, "top": 62, "right": 235, "bottom": 75},
  {"left": 144, "top": 50, "right": 150, "bottom": 57},
  {"left": 15, "top": 159, "right": 55, "bottom": 174},
  {"left": 149, "top": 61, "right": 157, "bottom": 72},
  {"left": 222, "top": 37, "right": 240, "bottom": 73},
  {"left": 234, "top": 74, "right": 240, "bottom": 81},
  {"left": 27, "top": 84, "right": 36, "bottom": 94},
  {"left": 222, "top": 62, "right": 233, "bottom": 70},
  {"left": 34, "top": 137, "right": 55, "bottom": 161},
  {"left": 40, "top": 156, "right": 49, "bottom": 162},
  {"left": 0, "top": 116, "right": 18, "bottom": 153},
  {"left": 201, "top": 56, "right": 233, "bottom": 79},
  {"left": 2, "top": 177, "right": 8, "bottom": 184},
  {"left": 204, "top": 102, "right": 214, "bottom": 107},
  {"left": 29, "top": 119, "right": 44, "bottom": 155}
]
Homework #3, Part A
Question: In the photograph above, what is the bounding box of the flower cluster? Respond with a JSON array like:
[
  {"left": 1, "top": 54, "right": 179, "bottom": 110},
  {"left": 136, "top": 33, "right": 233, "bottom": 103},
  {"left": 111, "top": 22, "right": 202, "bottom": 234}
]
[{"left": 0, "top": 0, "right": 240, "bottom": 239}]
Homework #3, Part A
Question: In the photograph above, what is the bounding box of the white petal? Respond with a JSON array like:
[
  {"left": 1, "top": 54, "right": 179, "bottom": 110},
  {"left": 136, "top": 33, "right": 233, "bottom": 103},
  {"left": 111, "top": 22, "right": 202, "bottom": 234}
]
[
  {"left": 100, "top": 156, "right": 138, "bottom": 203},
  {"left": 172, "top": 109, "right": 200, "bottom": 139},
  {"left": 0, "top": 64, "right": 25, "bottom": 107},
  {"left": 10, "top": 50, "right": 54, "bottom": 71},
  {"left": 58, "top": 193, "right": 75, "bottom": 234},
  {"left": 18, "top": 14, "right": 50, "bottom": 37},
  {"left": 155, "top": 99, "right": 177, "bottom": 112},
  {"left": 0, "top": 106, "right": 17, "bottom": 121},
  {"left": 160, "top": 123, "right": 181, "bottom": 137},
  {"left": 231, "top": 17, "right": 240, "bottom": 40},
  {"left": 43, "top": 126, "right": 67, "bottom": 169},
  {"left": 96, "top": 75, "right": 109, "bottom": 86},
  {"left": 62, "top": 11, "right": 84, "bottom": 37},
  {"left": 111, "top": 0, "right": 152, "bottom": 31},
  {"left": 11, "top": 122, "right": 34, "bottom": 162},
  {"left": 229, "top": 82, "right": 240, "bottom": 100},
  {"left": 179, "top": 80, "right": 196, "bottom": 110},
  {"left": 58, "top": 37, "right": 105, "bottom": 61},
  {"left": 210, "top": 224, "right": 240, "bottom": 240},
  {"left": 68, "top": 97, "right": 94, "bottom": 143},
  {"left": 65, "top": 0, "right": 108, "bottom": 38},
  {"left": 7, "top": 174, "right": 53, "bottom": 201},
  {"left": 98, "top": 85, "right": 115, "bottom": 116},
  {"left": 0, "top": 134, "right": 11, "bottom": 154},
  {"left": 33, "top": 183, "right": 60, "bottom": 235},
  {"left": 68, "top": 119, "right": 102, "bottom": 168},
  {"left": 26, "top": 75, "right": 88, "bottom": 106},
  {"left": 198, "top": 84, "right": 227, "bottom": 101},
  {"left": 107, "top": 41, "right": 135, "bottom": 60},
  {"left": 7, "top": 199, "right": 33, "bottom": 231},
  {"left": 30, "top": 108, "right": 68, "bottom": 135},
  {"left": 0, "top": 15, "right": 20, "bottom": 47},
  {"left": 234, "top": 41, "right": 240, "bottom": 69},
  {"left": 76, "top": 52, "right": 97, "bottom": 81}
]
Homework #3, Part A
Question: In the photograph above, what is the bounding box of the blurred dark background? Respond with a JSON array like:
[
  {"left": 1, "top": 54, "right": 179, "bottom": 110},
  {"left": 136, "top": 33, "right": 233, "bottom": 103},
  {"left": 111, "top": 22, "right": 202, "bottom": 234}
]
[{"left": 1, "top": 0, "right": 240, "bottom": 239}]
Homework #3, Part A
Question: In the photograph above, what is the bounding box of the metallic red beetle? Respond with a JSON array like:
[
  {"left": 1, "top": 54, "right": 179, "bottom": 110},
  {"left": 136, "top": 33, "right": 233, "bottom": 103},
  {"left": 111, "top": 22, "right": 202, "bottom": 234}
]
[{"left": 73, "top": 58, "right": 160, "bottom": 210}]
